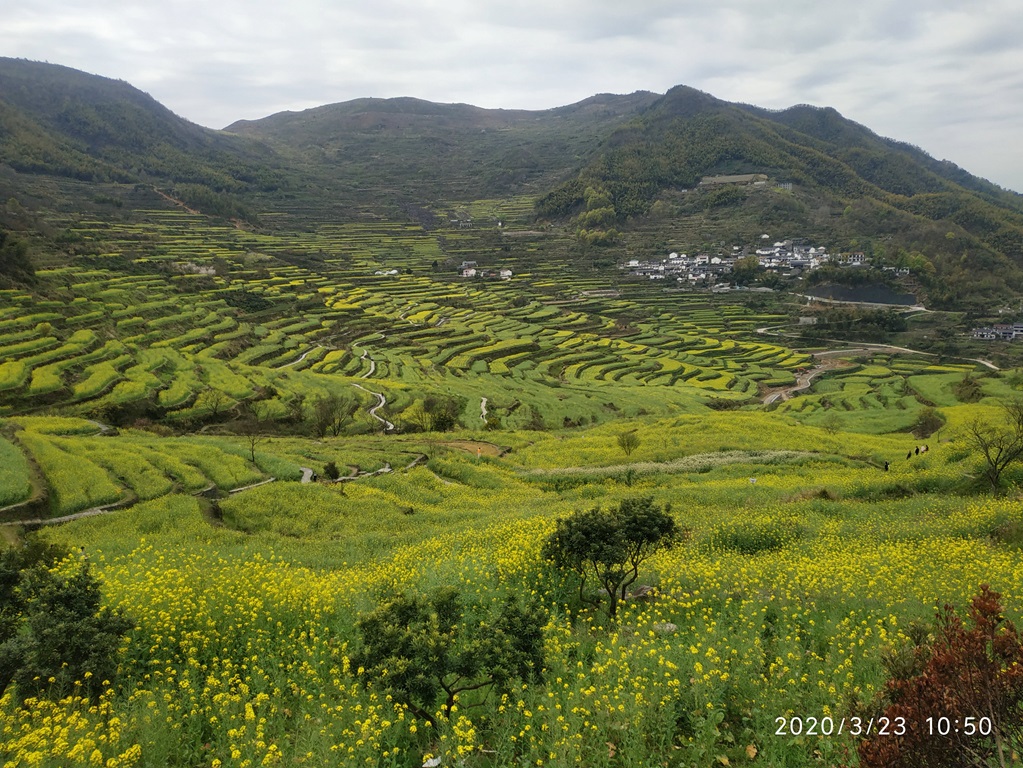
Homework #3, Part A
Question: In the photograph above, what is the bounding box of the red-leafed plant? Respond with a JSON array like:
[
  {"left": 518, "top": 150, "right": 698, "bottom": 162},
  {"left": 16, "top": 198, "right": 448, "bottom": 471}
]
[{"left": 857, "top": 584, "right": 1023, "bottom": 768}]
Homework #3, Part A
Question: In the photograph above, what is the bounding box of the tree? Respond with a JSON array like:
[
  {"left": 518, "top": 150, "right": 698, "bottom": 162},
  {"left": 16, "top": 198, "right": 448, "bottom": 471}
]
[
  {"left": 731, "top": 255, "right": 761, "bottom": 285},
  {"left": 352, "top": 588, "right": 545, "bottom": 728},
  {"left": 963, "top": 399, "right": 1023, "bottom": 490},
  {"left": 403, "top": 395, "right": 461, "bottom": 433},
  {"left": 239, "top": 401, "right": 270, "bottom": 463},
  {"left": 821, "top": 413, "right": 841, "bottom": 435},
  {"left": 0, "top": 228, "right": 35, "bottom": 287},
  {"left": 542, "top": 497, "right": 681, "bottom": 619},
  {"left": 197, "top": 388, "right": 230, "bottom": 421},
  {"left": 857, "top": 585, "right": 1023, "bottom": 768},
  {"left": 617, "top": 431, "right": 640, "bottom": 457},
  {"left": 0, "top": 546, "right": 133, "bottom": 702},
  {"left": 310, "top": 392, "right": 359, "bottom": 438}
]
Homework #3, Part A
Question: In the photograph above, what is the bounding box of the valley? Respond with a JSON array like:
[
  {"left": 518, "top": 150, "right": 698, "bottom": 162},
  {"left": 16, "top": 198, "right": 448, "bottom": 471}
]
[{"left": 1, "top": 58, "right": 1022, "bottom": 768}]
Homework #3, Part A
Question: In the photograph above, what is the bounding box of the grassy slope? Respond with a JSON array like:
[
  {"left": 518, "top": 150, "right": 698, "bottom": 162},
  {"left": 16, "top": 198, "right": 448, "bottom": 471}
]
[{"left": 15, "top": 406, "right": 1021, "bottom": 767}]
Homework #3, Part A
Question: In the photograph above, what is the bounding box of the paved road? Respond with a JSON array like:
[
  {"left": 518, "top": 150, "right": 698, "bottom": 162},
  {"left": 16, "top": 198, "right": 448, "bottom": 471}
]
[
  {"left": 756, "top": 326, "right": 999, "bottom": 371},
  {"left": 351, "top": 383, "right": 395, "bottom": 431},
  {"left": 277, "top": 347, "right": 318, "bottom": 369}
]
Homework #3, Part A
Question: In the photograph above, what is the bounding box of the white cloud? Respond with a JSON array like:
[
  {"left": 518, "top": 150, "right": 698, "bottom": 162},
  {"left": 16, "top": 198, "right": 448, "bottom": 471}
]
[{"left": 3, "top": 0, "right": 1022, "bottom": 191}]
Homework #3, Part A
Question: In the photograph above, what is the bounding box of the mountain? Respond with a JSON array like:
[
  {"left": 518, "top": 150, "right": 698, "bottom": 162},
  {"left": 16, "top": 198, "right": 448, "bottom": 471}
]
[
  {"left": 535, "top": 85, "right": 1023, "bottom": 305},
  {"left": 2, "top": 59, "right": 1023, "bottom": 306},
  {"left": 224, "top": 92, "right": 660, "bottom": 206},
  {"left": 0, "top": 57, "right": 284, "bottom": 219}
]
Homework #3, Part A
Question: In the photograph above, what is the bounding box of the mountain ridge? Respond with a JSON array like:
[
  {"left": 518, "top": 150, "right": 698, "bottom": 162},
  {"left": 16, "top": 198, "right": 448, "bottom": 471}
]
[{"left": 2, "top": 57, "right": 1023, "bottom": 307}]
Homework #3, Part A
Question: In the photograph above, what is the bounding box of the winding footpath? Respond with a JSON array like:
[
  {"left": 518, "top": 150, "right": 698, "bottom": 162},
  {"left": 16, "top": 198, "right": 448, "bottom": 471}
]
[
  {"left": 480, "top": 397, "right": 489, "bottom": 422},
  {"left": 762, "top": 363, "right": 833, "bottom": 405},
  {"left": 359, "top": 350, "right": 376, "bottom": 378},
  {"left": 0, "top": 498, "right": 135, "bottom": 528},
  {"left": 756, "top": 325, "right": 1000, "bottom": 374},
  {"left": 350, "top": 382, "right": 395, "bottom": 431},
  {"left": 276, "top": 347, "right": 319, "bottom": 370}
]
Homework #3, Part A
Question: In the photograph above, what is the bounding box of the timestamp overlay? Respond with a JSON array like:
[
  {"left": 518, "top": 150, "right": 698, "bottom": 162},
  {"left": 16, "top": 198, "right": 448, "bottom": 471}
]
[{"left": 773, "top": 715, "right": 995, "bottom": 738}]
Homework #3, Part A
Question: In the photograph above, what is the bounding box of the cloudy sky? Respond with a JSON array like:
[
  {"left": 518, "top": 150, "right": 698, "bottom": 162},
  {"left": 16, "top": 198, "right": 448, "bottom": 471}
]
[{"left": 5, "top": 0, "right": 1023, "bottom": 192}]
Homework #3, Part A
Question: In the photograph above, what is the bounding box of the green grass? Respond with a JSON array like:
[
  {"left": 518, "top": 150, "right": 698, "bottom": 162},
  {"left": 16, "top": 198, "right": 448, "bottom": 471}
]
[{"left": 0, "top": 435, "right": 31, "bottom": 506}]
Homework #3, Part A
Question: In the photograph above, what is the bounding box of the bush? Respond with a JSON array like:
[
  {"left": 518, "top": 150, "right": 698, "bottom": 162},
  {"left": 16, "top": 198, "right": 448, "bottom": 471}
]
[
  {"left": 856, "top": 584, "right": 1023, "bottom": 767},
  {"left": 954, "top": 374, "right": 984, "bottom": 403},
  {"left": 0, "top": 547, "right": 133, "bottom": 701},
  {"left": 352, "top": 587, "right": 545, "bottom": 727},
  {"left": 912, "top": 406, "right": 944, "bottom": 438},
  {"left": 617, "top": 431, "right": 640, "bottom": 456}
]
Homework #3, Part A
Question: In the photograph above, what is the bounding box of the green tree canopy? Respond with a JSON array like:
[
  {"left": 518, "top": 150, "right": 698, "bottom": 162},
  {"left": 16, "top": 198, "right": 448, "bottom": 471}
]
[
  {"left": 0, "top": 546, "right": 133, "bottom": 702},
  {"left": 542, "top": 497, "right": 682, "bottom": 618},
  {"left": 352, "top": 587, "right": 545, "bottom": 727}
]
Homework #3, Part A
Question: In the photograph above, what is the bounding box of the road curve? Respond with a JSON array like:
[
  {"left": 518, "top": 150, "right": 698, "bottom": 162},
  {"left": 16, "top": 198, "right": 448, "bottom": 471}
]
[{"left": 351, "top": 383, "right": 395, "bottom": 431}]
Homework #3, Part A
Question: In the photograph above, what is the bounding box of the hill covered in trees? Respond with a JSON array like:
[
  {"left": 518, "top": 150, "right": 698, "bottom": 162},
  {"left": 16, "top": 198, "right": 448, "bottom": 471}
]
[
  {"left": 2, "top": 58, "right": 1023, "bottom": 307},
  {"left": 536, "top": 85, "right": 1023, "bottom": 308}
]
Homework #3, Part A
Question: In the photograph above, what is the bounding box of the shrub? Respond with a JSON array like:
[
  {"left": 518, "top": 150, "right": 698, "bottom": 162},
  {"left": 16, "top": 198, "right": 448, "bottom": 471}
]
[
  {"left": 856, "top": 584, "right": 1023, "bottom": 767},
  {"left": 617, "top": 431, "right": 640, "bottom": 456},
  {"left": 352, "top": 587, "right": 545, "bottom": 727},
  {"left": 953, "top": 374, "right": 984, "bottom": 403},
  {"left": 0, "top": 548, "right": 133, "bottom": 702},
  {"left": 912, "top": 406, "right": 944, "bottom": 438}
]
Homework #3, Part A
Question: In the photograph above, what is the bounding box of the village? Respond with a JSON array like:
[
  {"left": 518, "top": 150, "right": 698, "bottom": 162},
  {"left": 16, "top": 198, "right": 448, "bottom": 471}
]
[{"left": 616, "top": 235, "right": 895, "bottom": 287}]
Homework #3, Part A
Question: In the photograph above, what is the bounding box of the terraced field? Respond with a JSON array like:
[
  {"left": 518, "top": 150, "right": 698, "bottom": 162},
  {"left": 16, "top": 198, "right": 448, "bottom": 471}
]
[
  {"left": 1, "top": 209, "right": 819, "bottom": 431},
  {"left": 3, "top": 197, "right": 1021, "bottom": 768}
]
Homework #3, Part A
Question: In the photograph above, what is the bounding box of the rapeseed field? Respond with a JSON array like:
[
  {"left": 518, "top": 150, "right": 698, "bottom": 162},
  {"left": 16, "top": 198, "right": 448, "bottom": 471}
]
[{"left": 2, "top": 410, "right": 1020, "bottom": 767}]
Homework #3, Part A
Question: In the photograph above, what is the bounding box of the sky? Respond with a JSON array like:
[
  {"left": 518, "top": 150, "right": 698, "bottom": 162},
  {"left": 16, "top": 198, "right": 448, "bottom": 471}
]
[{"left": 4, "top": 0, "right": 1023, "bottom": 192}]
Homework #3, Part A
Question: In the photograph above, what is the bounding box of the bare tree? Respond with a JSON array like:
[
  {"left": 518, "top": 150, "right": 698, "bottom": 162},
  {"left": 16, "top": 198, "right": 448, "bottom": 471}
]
[
  {"left": 964, "top": 399, "right": 1023, "bottom": 490},
  {"left": 617, "top": 431, "right": 640, "bottom": 457},
  {"left": 240, "top": 401, "right": 270, "bottom": 464},
  {"left": 198, "top": 388, "right": 229, "bottom": 420},
  {"left": 310, "top": 393, "right": 359, "bottom": 438}
]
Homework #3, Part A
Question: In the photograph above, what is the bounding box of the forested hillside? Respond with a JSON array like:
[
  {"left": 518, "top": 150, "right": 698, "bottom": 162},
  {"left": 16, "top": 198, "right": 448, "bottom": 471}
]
[
  {"left": 0, "top": 58, "right": 284, "bottom": 221},
  {"left": 3, "top": 59, "right": 1023, "bottom": 309},
  {"left": 536, "top": 86, "right": 1023, "bottom": 307}
]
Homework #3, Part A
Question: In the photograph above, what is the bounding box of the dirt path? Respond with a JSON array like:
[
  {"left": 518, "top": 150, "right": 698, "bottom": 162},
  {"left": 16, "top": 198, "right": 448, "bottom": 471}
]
[
  {"left": 523, "top": 449, "right": 819, "bottom": 478},
  {"left": 480, "top": 397, "right": 488, "bottom": 422},
  {"left": 152, "top": 187, "right": 203, "bottom": 216},
  {"left": 756, "top": 327, "right": 1001, "bottom": 372},
  {"left": 761, "top": 358, "right": 847, "bottom": 405},
  {"left": 1, "top": 495, "right": 135, "bottom": 528},
  {"left": 227, "top": 477, "right": 276, "bottom": 494},
  {"left": 333, "top": 462, "right": 392, "bottom": 482},
  {"left": 359, "top": 350, "right": 376, "bottom": 378},
  {"left": 440, "top": 440, "right": 507, "bottom": 458}
]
